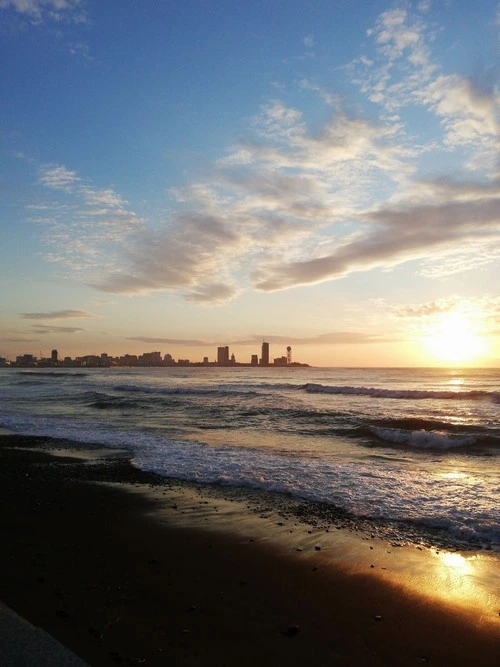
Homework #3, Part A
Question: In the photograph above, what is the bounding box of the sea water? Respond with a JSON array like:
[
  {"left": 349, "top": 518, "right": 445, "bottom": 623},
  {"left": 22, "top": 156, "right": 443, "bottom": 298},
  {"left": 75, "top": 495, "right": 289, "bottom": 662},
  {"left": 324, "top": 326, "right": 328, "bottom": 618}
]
[{"left": 0, "top": 366, "right": 498, "bottom": 550}]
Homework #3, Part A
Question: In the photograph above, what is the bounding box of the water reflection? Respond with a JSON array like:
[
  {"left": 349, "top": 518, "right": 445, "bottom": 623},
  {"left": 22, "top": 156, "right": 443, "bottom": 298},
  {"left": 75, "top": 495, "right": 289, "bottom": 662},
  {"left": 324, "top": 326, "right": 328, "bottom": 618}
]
[
  {"left": 438, "top": 551, "right": 473, "bottom": 576},
  {"left": 438, "top": 471, "right": 468, "bottom": 480},
  {"left": 428, "top": 549, "right": 500, "bottom": 622}
]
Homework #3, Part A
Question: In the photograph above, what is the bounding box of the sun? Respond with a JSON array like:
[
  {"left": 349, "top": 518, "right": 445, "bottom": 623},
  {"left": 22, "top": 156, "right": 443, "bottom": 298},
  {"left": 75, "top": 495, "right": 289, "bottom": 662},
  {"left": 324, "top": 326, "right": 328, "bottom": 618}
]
[{"left": 421, "top": 310, "right": 488, "bottom": 365}]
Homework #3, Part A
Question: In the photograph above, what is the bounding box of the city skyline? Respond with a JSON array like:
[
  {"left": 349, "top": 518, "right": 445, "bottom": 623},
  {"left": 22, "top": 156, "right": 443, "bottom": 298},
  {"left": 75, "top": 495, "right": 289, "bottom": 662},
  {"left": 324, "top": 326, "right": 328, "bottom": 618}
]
[
  {"left": 3, "top": 340, "right": 309, "bottom": 368},
  {"left": 1, "top": 1, "right": 499, "bottom": 368}
]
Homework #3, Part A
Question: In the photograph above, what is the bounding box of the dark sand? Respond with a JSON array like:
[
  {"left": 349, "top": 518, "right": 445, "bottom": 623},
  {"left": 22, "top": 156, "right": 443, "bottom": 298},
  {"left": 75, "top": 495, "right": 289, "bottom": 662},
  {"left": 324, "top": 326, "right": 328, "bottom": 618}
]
[{"left": 0, "top": 434, "right": 499, "bottom": 666}]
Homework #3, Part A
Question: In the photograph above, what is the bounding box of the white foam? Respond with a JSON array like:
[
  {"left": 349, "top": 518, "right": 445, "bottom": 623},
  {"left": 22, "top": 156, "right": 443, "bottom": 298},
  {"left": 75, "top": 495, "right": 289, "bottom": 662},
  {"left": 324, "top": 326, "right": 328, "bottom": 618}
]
[{"left": 371, "top": 427, "right": 476, "bottom": 449}]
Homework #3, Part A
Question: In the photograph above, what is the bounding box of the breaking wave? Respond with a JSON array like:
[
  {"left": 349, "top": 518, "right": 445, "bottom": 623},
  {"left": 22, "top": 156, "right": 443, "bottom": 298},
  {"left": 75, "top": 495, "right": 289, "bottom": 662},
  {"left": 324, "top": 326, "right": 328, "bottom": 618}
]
[
  {"left": 303, "top": 383, "right": 497, "bottom": 401},
  {"left": 370, "top": 427, "right": 478, "bottom": 449}
]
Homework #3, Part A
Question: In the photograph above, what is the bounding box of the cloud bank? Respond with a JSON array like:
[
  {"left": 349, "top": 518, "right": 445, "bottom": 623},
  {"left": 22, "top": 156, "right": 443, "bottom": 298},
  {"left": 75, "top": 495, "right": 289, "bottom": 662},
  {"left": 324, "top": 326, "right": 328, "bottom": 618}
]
[{"left": 28, "top": 4, "right": 500, "bottom": 306}]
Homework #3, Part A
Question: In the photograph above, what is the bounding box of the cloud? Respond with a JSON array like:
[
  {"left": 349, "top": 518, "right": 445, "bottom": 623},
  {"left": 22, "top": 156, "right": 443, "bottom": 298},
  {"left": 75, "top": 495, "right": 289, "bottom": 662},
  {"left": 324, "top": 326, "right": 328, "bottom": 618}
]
[
  {"left": 29, "top": 5, "right": 499, "bottom": 305},
  {"left": 0, "top": 0, "right": 87, "bottom": 24},
  {"left": 90, "top": 299, "right": 115, "bottom": 306},
  {"left": 127, "top": 331, "right": 392, "bottom": 347},
  {"left": 93, "top": 212, "right": 245, "bottom": 302},
  {"left": 32, "top": 164, "right": 143, "bottom": 284},
  {"left": 126, "top": 337, "right": 211, "bottom": 347},
  {"left": 253, "top": 189, "right": 500, "bottom": 291},
  {"left": 235, "top": 332, "right": 394, "bottom": 345},
  {"left": 0, "top": 336, "right": 39, "bottom": 343},
  {"left": 389, "top": 295, "right": 500, "bottom": 338},
  {"left": 351, "top": 6, "right": 499, "bottom": 161},
  {"left": 29, "top": 324, "right": 84, "bottom": 334},
  {"left": 184, "top": 284, "right": 240, "bottom": 305},
  {"left": 299, "top": 78, "right": 339, "bottom": 107},
  {"left": 419, "top": 74, "right": 500, "bottom": 151},
  {"left": 81, "top": 187, "right": 127, "bottom": 209},
  {"left": 303, "top": 35, "right": 315, "bottom": 49},
  {"left": 21, "top": 309, "right": 97, "bottom": 319},
  {"left": 39, "top": 165, "right": 80, "bottom": 191},
  {"left": 394, "top": 299, "right": 459, "bottom": 318}
]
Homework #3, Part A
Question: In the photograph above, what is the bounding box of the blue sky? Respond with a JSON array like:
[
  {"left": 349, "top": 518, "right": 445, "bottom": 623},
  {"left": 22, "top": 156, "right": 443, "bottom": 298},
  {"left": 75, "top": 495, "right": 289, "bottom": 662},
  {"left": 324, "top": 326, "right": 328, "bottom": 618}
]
[{"left": 1, "top": 0, "right": 499, "bottom": 366}]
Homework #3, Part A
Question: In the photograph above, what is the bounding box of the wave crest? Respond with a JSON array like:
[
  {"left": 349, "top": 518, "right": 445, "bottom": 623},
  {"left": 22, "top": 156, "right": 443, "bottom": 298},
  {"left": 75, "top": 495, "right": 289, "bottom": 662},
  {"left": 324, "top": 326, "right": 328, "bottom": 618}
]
[
  {"left": 303, "top": 383, "right": 495, "bottom": 401},
  {"left": 371, "top": 427, "right": 476, "bottom": 449}
]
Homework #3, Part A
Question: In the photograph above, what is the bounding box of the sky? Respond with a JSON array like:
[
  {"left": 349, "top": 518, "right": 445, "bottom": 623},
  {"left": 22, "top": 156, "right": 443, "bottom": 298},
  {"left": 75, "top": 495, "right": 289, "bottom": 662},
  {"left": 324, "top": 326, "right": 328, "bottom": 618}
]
[{"left": 1, "top": 0, "right": 499, "bottom": 367}]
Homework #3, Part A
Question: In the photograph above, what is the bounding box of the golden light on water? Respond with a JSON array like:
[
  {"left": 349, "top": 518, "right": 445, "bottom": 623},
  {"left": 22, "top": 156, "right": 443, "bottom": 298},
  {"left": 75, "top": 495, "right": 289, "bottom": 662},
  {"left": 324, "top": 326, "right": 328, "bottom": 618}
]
[
  {"left": 438, "top": 471, "right": 468, "bottom": 480},
  {"left": 439, "top": 551, "right": 473, "bottom": 576}
]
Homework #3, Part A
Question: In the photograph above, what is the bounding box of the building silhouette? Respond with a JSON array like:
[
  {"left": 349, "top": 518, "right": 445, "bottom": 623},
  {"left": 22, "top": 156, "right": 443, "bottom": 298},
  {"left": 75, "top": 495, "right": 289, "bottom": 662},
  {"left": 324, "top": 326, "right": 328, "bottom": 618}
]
[
  {"left": 261, "top": 341, "right": 269, "bottom": 367},
  {"left": 5, "top": 340, "right": 310, "bottom": 368},
  {"left": 217, "top": 346, "right": 230, "bottom": 365}
]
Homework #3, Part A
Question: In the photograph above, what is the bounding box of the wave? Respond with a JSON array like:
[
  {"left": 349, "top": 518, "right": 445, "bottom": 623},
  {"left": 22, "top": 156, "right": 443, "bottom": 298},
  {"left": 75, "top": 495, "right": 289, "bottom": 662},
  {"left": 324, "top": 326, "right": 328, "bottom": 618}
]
[
  {"left": 371, "top": 427, "right": 478, "bottom": 450},
  {"left": 1, "top": 411, "right": 498, "bottom": 549},
  {"left": 19, "top": 371, "right": 88, "bottom": 378},
  {"left": 113, "top": 383, "right": 261, "bottom": 397},
  {"left": 303, "top": 383, "right": 497, "bottom": 401}
]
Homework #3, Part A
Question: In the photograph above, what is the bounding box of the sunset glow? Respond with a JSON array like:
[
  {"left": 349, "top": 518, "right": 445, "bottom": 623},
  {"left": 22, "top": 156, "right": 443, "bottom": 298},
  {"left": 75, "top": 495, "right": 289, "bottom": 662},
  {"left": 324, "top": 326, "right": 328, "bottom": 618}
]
[
  {"left": 1, "top": 1, "right": 499, "bottom": 367},
  {"left": 422, "top": 311, "right": 490, "bottom": 366}
]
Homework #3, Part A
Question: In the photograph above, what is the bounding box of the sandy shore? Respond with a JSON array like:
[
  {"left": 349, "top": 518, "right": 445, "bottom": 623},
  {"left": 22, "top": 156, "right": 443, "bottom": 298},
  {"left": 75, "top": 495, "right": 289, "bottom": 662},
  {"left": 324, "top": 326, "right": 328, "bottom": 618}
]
[{"left": 0, "top": 434, "right": 499, "bottom": 666}]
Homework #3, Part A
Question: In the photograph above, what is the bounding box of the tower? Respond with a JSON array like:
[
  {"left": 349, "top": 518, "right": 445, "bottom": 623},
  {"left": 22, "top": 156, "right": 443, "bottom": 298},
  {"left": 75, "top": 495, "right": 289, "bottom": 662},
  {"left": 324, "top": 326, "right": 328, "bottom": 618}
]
[
  {"left": 286, "top": 346, "right": 292, "bottom": 365},
  {"left": 261, "top": 341, "right": 269, "bottom": 367}
]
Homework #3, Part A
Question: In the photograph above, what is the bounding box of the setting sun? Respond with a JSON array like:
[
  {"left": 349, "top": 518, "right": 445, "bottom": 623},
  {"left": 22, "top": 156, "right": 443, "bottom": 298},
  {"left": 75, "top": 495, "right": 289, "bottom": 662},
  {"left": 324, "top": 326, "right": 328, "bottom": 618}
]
[{"left": 422, "top": 311, "right": 488, "bottom": 365}]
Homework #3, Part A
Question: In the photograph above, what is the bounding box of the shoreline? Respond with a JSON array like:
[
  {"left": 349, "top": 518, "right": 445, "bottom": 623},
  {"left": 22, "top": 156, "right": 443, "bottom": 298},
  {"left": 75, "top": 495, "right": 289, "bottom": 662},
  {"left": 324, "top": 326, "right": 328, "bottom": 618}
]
[{"left": 1, "top": 434, "right": 499, "bottom": 666}]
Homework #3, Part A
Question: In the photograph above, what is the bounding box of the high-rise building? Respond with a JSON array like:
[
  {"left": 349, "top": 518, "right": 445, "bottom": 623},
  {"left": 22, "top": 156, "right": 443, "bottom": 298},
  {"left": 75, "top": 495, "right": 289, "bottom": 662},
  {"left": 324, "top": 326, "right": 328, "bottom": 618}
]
[
  {"left": 51, "top": 349, "right": 58, "bottom": 364},
  {"left": 217, "top": 346, "right": 230, "bottom": 365},
  {"left": 261, "top": 341, "right": 269, "bottom": 367}
]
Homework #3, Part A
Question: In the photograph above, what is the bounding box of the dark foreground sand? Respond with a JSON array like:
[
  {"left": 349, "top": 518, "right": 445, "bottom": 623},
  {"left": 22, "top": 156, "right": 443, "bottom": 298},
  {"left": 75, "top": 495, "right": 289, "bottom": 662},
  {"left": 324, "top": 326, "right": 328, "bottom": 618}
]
[{"left": 0, "top": 435, "right": 499, "bottom": 666}]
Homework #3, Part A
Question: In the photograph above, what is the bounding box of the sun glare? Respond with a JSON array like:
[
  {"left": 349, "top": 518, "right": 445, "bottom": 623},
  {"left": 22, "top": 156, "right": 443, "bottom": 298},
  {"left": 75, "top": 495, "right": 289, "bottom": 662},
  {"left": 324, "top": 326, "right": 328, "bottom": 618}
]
[{"left": 422, "top": 310, "right": 488, "bottom": 365}]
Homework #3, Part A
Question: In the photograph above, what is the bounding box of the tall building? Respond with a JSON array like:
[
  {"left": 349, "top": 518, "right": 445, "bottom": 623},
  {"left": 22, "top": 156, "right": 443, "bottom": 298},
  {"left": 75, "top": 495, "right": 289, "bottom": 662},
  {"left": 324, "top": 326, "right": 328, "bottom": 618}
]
[
  {"left": 217, "top": 346, "right": 229, "bottom": 365},
  {"left": 51, "top": 349, "right": 58, "bottom": 364},
  {"left": 261, "top": 341, "right": 269, "bottom": 367}
]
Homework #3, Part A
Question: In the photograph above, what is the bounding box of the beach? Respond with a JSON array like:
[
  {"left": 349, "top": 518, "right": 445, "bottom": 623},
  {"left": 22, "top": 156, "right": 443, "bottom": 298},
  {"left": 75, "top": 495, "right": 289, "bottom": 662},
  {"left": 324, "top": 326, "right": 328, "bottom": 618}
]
[{"left": 1, "top": 433, "right": 499, "bottom": 666}]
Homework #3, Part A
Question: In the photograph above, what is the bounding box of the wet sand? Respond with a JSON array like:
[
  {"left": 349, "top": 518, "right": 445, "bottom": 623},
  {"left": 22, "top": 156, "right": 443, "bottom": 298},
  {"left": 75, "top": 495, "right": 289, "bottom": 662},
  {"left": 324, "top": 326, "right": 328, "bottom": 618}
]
[{"left": 0, "top": 434, "right": 499, "bottom": 666}]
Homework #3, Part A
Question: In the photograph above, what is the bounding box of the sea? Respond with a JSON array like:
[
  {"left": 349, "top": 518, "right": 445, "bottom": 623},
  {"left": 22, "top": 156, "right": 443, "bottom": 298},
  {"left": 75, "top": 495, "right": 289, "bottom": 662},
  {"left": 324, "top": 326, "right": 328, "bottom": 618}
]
[{"left": 1, "top": 366, "right": 499, "bottom": 551}]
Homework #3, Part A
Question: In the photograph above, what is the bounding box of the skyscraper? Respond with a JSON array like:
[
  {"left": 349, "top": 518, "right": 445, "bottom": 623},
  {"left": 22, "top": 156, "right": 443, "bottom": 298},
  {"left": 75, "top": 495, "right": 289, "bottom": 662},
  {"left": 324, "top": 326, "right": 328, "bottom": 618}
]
[
  {"left": 217, "top": 346, "right": 230, "bottom": 365},
  {"left": 261, "top": 341, "right": 269, "bottom": 367}
]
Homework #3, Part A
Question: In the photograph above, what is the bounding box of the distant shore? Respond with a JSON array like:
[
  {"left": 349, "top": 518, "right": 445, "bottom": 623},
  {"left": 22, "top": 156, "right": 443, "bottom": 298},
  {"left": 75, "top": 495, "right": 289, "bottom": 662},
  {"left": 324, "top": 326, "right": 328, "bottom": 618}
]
[{"left": 1, "top": 434, "right": 499, "bottom": 666}]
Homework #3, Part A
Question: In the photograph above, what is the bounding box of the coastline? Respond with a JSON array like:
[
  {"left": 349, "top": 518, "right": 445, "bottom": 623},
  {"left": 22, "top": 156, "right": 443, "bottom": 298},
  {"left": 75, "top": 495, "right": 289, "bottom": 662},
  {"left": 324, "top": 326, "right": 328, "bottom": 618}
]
[{"left": 1, "top": 434, "right": 499, "bottom": 666}]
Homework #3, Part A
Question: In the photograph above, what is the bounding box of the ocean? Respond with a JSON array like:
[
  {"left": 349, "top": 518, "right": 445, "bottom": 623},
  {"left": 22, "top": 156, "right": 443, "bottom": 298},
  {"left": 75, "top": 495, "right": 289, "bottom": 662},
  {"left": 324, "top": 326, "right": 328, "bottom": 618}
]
[{"left": 1, "top": 366, "right": 499, "bottom": 551}]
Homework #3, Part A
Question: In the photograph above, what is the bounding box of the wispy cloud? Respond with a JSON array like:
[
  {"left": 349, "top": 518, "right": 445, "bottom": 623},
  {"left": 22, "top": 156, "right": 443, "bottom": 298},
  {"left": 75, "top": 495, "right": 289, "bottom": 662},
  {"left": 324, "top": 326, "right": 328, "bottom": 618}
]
[
  {"left": 127, "top": 331, "right": 393, "bottom": 347},
  {"left": 21, "top": 309, "right": 97, "bottom": 319},
  {"left": 0, "top": 335, "right": 39, "bottom": 343},
  {"left": 29, "top": 324, "right": 84, "bottom": 334},
  {"left": 39, "top": 165, "right": 80, "bottom": 191},
  {"left": 394, "top": 298, "right": 460, "bottom": 318},
  {"left": 126, "top": 337, "right": 211, "bottom": 347},
  {"left": 31, "top": 164, "right": 143, "bottom": 283},
  {"left": 303, "top": 34, "right": 315, "bottom": 49},
  {"left": 0, "top": 0, "right": 87, "bottom": 24}
]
